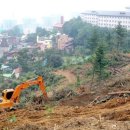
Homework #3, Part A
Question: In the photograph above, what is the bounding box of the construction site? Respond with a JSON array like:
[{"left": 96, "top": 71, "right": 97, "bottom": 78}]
[
  {"left": 0, "top": 53, "right": 130, "bottom": 130},
  {"left": 0, "top": 6, "right": 130, "bottom": 129}
]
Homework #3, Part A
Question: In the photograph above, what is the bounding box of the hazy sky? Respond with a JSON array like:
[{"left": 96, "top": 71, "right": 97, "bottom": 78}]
[{"left": 0, "top": 0, "right": 130, "bottom": 20}]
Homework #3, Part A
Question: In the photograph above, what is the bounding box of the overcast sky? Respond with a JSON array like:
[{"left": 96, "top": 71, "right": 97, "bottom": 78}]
[{"left": 0, "top": 0, "right": 130, "bottom": 20}]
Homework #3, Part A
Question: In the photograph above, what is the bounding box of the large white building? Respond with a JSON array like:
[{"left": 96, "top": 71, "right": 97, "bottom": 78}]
[{"left": 80, "top": 7, "right": 130, "bottom": 30}]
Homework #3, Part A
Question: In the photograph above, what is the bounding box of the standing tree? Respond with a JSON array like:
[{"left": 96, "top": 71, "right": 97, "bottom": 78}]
[
  {"left": 25, "top": 33, "right": 37, "bottom": 43},
  {"left": 17, "top": 49, "right": 31, "bottom": 72},
  {"left": 92, "top": 43, "right": 108, "bottom": 81},
  {"left": 0, "top": 64, "right": 4, "bottom": 82},
  {"left": 36, "top": 27, "right": 49, "bottom": 37},
  {"left": 88, "top": 28, "right": 99, "bottom": 54},
  {"left": 115, "top": 22, "right": 126, "bottom": 51},
  {"left": 106, "top": 31, "right": 114, "bottom": 51},
  {"left": 44, "top": 49, "right": 63, "bottom": 68},
  {"left": 8, "top": 25, "right": 23, "bottom": 37}
]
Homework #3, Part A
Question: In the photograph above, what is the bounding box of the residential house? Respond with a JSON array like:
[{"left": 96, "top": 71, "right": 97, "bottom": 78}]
[
  {"left": 57, "top": 34, "right": 73, "bottom": 52},
  {"left": 37, "top": 36, "right": 52, "bottom": 51},
  {"left": 12, "top": 67, "right": 22, "bottom": 79},
  {"left": 1, "top": 64, "right": 13, "bottom": 79},
  {"left": 0, "top": 35, "right": 20, "bottom": 58},
  {"left": 0, "top": 38, "right": 10, "bottom": 58},
  {"left": 6, "top": 51, "right": 18, "bottom": 60}
]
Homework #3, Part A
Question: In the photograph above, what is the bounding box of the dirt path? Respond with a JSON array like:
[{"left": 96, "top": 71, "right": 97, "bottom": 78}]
[
  {"left": 54, "top": 70, "right": 76, "bottom": 84},
  {"left": 53, "top": 70, "right": 77, "bottom": 91},
  {"left": 47, "top": 69, "right": 77, "bottom": 98}
]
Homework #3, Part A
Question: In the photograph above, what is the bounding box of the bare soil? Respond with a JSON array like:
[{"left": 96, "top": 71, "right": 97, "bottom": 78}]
[
  {"left": 1, "top": 58, "right": 130, "bottom": 130},
  {"left": 1, "top": 97, "right": 130, "bottom": 130}
]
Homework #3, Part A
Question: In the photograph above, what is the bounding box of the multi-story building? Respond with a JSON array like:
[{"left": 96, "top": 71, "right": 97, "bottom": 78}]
[
  {"left": 57, "top": 34, "right": 73, "bottom": 52},
  {"left": 80, "top": 7, "right": 130, "bottom": 30}
]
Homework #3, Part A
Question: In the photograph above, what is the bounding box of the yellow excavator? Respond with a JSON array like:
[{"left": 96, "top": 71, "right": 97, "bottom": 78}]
[{"left": 0, "top": 76, "right": 48, "bottom": 109}]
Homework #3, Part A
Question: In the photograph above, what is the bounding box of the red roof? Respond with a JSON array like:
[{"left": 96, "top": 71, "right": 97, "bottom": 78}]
[{"left": 53, "top": 23, "right": 63, "bottom": 28}]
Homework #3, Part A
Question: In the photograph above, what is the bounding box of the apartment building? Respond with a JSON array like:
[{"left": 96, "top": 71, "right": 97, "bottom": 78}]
[
  {"left": 57, "top": 34, "right": 73, "bottom": 52},
  {"left": 80, "top": 7, "right": 130, "bottom": 29}
]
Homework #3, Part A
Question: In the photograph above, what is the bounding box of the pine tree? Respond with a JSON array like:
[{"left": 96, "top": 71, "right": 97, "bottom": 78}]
[
  {"left": 92, "top": 44, "right": 108, "bottom": 81},
  {"left": 89, "top": 28, "right": 99, "bottom": 54},
  {"left": 0, "top": 64, "right": 4, "bottom": 82},
  {"left": 115, "top": 22, "right": 126, "bottom": 51}
]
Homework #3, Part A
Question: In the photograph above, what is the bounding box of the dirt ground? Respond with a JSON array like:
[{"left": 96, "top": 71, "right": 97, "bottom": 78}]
[
  {"left": 1, "top": 60, "right": 130, "bottom": 130},
  {"left": 1, "top": 97, "right": 130, "bottom": 130}
]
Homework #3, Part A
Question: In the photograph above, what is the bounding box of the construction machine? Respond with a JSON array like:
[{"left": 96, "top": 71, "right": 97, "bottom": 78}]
[{"left": 0, "top": 76, "right": 48, "bottom": 109}]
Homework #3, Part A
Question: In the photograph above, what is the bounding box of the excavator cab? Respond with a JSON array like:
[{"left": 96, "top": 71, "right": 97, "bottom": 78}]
[
  {"left": 0, "top": 89, "right": 15, "bottom": 108},
  {"left": 2, "top": 89, "right": 14, "bottom": 100}
]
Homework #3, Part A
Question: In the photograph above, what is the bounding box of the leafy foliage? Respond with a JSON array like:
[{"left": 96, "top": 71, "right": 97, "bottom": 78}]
[
  {"left": 5, "top": 25, "right": 23, "bottom": 37},
  {"left": 17, "top": 49, "right": 31, "bottom": 72},
  {"left": 88, "top": 28, "right": 99, "bottom": 54},
  {"left": 25, "top": 33, "right": 37, "bottom": 43},
  {"left": 36, "top": 27, "right": 49, "bottom": 37},
  {"left": 92, "top": 44, "right": 109, "bottom": 80},
  {"left": 8, "top": 115, "right": 17, "bottom": 123},
  {"left": 44, "top": 49, "right": 63, "bottom": 68},
  {"left": 115, "top": 22, "right": 127, "bottom": 51}
]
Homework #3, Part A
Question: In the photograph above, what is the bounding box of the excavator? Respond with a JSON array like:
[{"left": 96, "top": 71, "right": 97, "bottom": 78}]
[{"left": 0, "top": 76, "right": 48, "bottom": 109}]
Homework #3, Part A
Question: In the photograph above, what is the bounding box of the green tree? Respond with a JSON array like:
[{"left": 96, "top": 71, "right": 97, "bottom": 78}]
[
  {"left": 0, "top": 64, "right": 4, "bottom": 82},
  {"left": 36, "top": 27, "right": 49, "bottom": 37},
  {"left": 7, "top": 59, "right": 19, "bottom": 69},
  {"left": 76, "top": 24, "right": 92, "bottom": 47},
  {"left": 126, "top": 31, "right": 130, "bottom": 50},
  {"left": 25, "top": 33, "right": 37, "bottom": 43},
  {"left": 74, "top": 46, "right": 90, "bottom": 57},
  {"left": 8, "top": 25, "right": 23, "bottom": 37},
  {"left": 44, "top": 49, "right": 63, "bottom": 68},
  {"left": 88, "top": 28, "right": 99, "bottom": 54},
  {"left": 63, "top": 17, "right": 85, "bottom": 40},
  {"left": 115, "top": 22, "right": 126, "bottom": 51},
  {"left": 92, "top": 43, "right": 108, "bottom": 80},
  {"left": 106, "top": 31, "right": 114, "bottom": 51},
  {"left": 17, "top": 49, "right": 31, "bottom": 72}
]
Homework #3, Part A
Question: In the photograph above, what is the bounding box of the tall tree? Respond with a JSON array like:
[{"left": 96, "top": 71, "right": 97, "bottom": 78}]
[
  {"left": 88, "top": 28, "right": 99, "bottom": 54},
  {"left": 0, "top": 64, "right": 4, "bottom": 82},
  {"left": 92, "top": 43, "right": 108, "bottom": 81},
  {"left": 63, "top": 17, "right": 84, "bottom": 39},
  {"left": 8, "top": 25, "right": 23, "bottom": 37},
  {"left": 115, "top": 22, "right": 126, "bottom": 51},
  {"left": 106, "top": 31, "right": 113, "bottom": 51},
  {"left": 25, "top": 33, "right": 37, "bottom": 43},
  {"left": 36, "top": 27, "right": 49, "bottom": 37},
  {"left": 17, "top": 49, "right": 31, "bottom": 72},
  {"left": 44, "top": 49, "right": 63, "bottom": 68}
]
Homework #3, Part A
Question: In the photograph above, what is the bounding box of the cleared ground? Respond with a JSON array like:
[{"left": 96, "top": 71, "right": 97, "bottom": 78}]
[{"left": 1, "top": 56, "right": 130, "bottom": 130}]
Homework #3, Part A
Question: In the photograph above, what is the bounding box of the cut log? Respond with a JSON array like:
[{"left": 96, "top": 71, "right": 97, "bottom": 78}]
[{"left": 108, "top": 91, "right": 130, "bottom": 95}]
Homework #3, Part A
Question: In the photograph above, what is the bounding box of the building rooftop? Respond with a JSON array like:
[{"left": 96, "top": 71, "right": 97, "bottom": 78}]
[
  {"left": 53, "top": 23, "right": 63, "bottom": 28},
  {"left": 0, "top": 38, "right": 9, "bottom": 47},
  {"left": 81, "top": 10, "right": 130, "bottom": 17}
]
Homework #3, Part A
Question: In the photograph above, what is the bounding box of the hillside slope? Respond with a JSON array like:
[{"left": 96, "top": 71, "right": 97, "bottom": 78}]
[{"left": 1, "top": 57, "right": 130, "bottom": 130}]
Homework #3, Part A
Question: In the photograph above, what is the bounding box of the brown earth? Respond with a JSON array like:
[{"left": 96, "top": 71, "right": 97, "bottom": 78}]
[
  {"left": 53, "top": 69, "right": 77, "bottom": 90},
  {"left": 1, "top": 58, "right": 130, "bottom": 130},
  {"left": 1, "top": 97, "right": 130, "bottom": 130}
]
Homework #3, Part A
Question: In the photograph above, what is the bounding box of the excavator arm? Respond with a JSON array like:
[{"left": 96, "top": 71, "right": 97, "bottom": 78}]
[
  {"left": 0, "top": 76, "right": 48, "bottom": 108},
  {"left": 11, "top": 76, "right": 48, "bottom": 103}
]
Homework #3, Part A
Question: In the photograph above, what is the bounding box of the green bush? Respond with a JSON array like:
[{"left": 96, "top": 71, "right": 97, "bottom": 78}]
[{"left": 8, "top": 115, "right": 17, "bottom": 123}]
